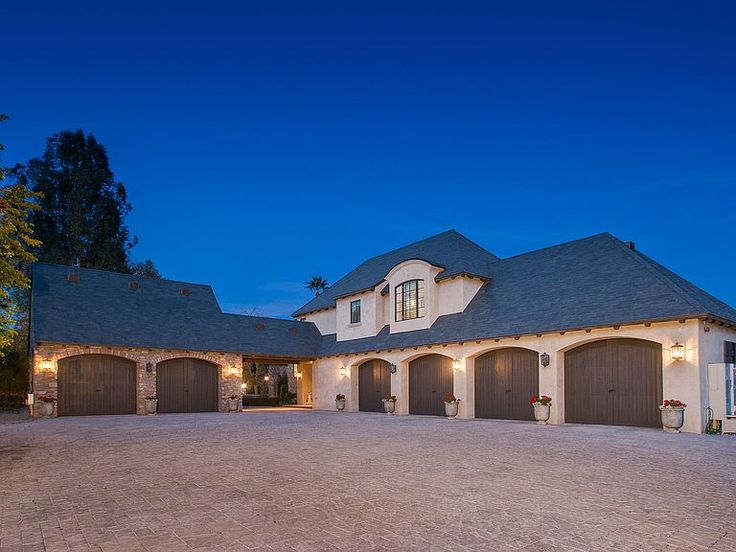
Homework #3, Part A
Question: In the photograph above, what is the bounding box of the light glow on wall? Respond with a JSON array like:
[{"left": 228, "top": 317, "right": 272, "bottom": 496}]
[
  {"left": 339, "top": 366, "right": 348, "bottom": 377},
  {"left": 40, "top": 359, "right": 55, "bottom": 372},
  {"left": 670, "top": 342, "right": 685, "bottom": 362}
]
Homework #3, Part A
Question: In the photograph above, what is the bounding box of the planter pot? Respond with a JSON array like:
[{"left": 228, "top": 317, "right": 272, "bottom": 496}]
[
  {"left": 659, "top": 406, "right": 685, "bottom": 433},
  {"left": 444, "top": 401, "right": 459, "bottom": 420},
  {"left": 336, "top": 399, "right": 346, "bottom": 411},
  {"left": 226, "top": 399, "right": 240, "bottom": 412},
  {"left": 533, "top": 403, "right": 551, "bottom": 424},
  {"left": 37, "top": 401, "right": 55, "bottom": 417},
  {"left": 144, "top": 399, "right": 158, "bottom": 415},
  {"left": 383, "top": 400, "right": 396, "bottom": 415}
]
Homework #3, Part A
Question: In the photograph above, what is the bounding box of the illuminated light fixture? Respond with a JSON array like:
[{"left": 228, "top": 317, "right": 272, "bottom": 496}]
[
  {"left": 339, "top": 366, "right": 348, "bottom": 377},
  {"left": 389, "top": 363, "right": 397, "bottom": 374},
  {"left": 40, "top": 359, "right": 54, "bottom": 371},
  {"left": 671, "top": 342, "right": 685, "bottom": 362},
  {"left": 540, "top": 352, "right": 550, "bottom": 367},
  {"left": 264, "top": 375, "right": 270, "bottom": 382},
  {"left": 292, "top": 363, "right": 299, "bottom": 377},
  {"left": 241, "top": 383, "right": 247, "bottom": 390},
  {"left": 295, "top": 371, "right": 302, "bottom": 379},
  {"left": 452, "top": 359, "right": 462, "bottom": 371}
]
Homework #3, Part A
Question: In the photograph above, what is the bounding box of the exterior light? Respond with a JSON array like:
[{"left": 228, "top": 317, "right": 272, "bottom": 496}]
[
  {"left": 241, "top": 383, "right": 246, "bottom": 390},
  {"left": 540, "top": 352, "right": 550, "bottom": 367},
  {"left": 264, "top": 375, "right": 269, "bottom": 382},
  {"left": 292, "top": 363, "right": 299, "bottom": 377},
  {"left": 389, "top": 363, "right": 397, "bottom": 374},
  {"left": 452, "top": 359, "right": 462, "bottom": 371},
  {"left": 671, "top": 342, "right": 685, "bottom": 361},
  {"left": 339, "top": 366, "right": 348, "bottom": 377},
  {"left": 295, "top": 371, "right": 302, "bottom": 379},
  {"left": 40, "top": 359, "right": 54, "bottom": 371}
]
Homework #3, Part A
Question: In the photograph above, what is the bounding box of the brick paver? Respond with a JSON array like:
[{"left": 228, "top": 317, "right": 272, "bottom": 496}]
[{"left": 1, "top": 410, "right": 734, "bottom": 551}]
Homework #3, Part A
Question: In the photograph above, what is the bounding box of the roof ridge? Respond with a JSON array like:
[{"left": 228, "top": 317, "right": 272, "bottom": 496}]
[
  {"left": 499, "top": 232, "right": 612, "bottom": 262},
  {"left": 602, "top": 234, "right": 705, "bottom": 314},
  {"left": 222, "top": 312, "right": 312, "bottom": 324}
]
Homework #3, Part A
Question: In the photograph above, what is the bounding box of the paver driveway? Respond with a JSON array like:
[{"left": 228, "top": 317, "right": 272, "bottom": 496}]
[{"left": 1, "top": 410, "right": 735, "bottom": 552}]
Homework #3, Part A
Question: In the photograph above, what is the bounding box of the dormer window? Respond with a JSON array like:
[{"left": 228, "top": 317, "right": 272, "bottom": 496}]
[
  {"left": 395, "top": 279, "right": 425, "bottom": 321},
  {"left": 350, "top": 300, "right": 361, "bottom": 324}
]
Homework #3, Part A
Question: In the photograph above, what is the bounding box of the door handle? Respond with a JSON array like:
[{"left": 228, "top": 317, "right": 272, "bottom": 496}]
[
  {"left": 184, "top": 389, "right": 189, "bottom": 393},
  {"left": 608, "top": 389, "right": 615, "bottom": 392},
  {"left": 505, "top": 389, "right": 512, "bottom": 393},
  {"left": 95, "top": 389, "right": 102, "bottom": 392}
]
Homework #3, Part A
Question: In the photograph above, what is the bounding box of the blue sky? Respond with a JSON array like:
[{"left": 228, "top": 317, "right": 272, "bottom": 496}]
[{"left": 2, "top": 1, "right": 735, "bottom": 317}]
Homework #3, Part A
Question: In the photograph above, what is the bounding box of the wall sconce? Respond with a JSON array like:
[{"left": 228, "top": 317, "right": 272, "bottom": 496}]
[
  {"left": 40, "top": 359, "right": 55, "bottom": 372},
  {"left": 226, "top": 365, "right": 241, "bottom": 377},
  {"left": 339, "top": 366, "right": 348, "bottom": 377},
  {"left": 452, "top": 359, "right": 462, "bottom": 371},
  {"left": 671, "top": 342, "right": 685, "bottom": 361},
  {"left": 390, "top": 363, "right": 397, "bottom": 374},
  {"left": 145, "top": 361, "right": 154, "bottom": 373},
  {"left": 295, "top": 371, "right": 302, "bottom": 379},
  {"left": 264, "top": 375, "right": 270, "bottom": 382},
  {"left": 540, "top": 352, "right": 550, "bottom": 367},
  {"left": 292, "top": 363, "right": 299, "bottom": 377},
  {"left": 241, "top": 382, "right": 247, "bottom": 390}
]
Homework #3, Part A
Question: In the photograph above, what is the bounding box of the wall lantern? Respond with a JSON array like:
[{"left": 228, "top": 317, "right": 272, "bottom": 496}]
[
  {"left": 339, "top": 366, "right": 348, "bottom": 377},
  {"left": 295, "top": 371, "right": 302, "bottom": 379},
  {"left": 40, "top": 359, "right": 54, "bottom": 371},
  {"left": 540, "top": 352, "right": 550, "bottom": 367},
  {"left": 241, "top": 382, "right": 247, "bottom": 390},
  {"left": 671, "top": 342, "right": 685, "bottom": 361},
  {"left": 452, "top": 359, "right": 462, "bottom": 371},
  {"left": 145, "top": 361, "right": 154, "bottom": 373},
  {"left": 264, "top": 375, "right": 270, "bottom": 382},
  {"left": 389, "top": 363, "right": 397, "bottom": 374},
  {"left": 292, "top": 363, "right": 299, "bottom": 377}
]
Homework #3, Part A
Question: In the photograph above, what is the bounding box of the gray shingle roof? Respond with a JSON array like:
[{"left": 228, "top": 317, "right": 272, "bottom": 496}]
[
  {"left": 30, "top": 232, "right": 736, "bottom": 360},
  {"left": 30, "top": 263, "right": 322, "bottom": 358},
  {"left": 292, "top": 230, "right": 500, "bottom": 317}
]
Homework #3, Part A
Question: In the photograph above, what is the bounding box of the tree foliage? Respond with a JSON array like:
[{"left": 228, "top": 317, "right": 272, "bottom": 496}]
[{"left": 306, "top": 275, "right": 329, "bottom": 296}]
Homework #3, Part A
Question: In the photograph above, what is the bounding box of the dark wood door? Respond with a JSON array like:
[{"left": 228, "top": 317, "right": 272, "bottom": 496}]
[
  {"left": 157, "top": 358, "right": 218, "bottom": 413},
  {"left": 57, "top": 355, "right": 136, "bottom": 416},
  {"left": 475, "top": 348, "right": 539, "bottom": 421},
  {"left": 358, "top": 360, "right": 391, "bottom": 412},
  {"left": 565, "top": 338, "right": 662, "bottom": 428},
  {"left": 409, "top": 354, "right": 453, "bottom": 416}
]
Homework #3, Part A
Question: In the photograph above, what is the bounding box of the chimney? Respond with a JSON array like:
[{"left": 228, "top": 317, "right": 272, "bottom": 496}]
[{"left": 625, "top": 241, "right": 635, "bottom": 250}]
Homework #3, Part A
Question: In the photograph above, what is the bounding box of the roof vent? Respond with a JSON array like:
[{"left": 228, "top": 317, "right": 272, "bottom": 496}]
[
  {"left": 288, "top": 327, "right": 298, "bottom": 335},
  {"left": 128, "top": 282, "right": 140, "bottom": 290},
  {"left": 67, "top": 273, "right": 80, "bottom": 283},
  {"left": 180, "top": 288, "right": 191, "bottom": 297},
  {"left": 255, "top": 323, "right": 266, "bottom": 331},
  {"left": 625, "top": 241, "right": 636, "bottom": 250}
]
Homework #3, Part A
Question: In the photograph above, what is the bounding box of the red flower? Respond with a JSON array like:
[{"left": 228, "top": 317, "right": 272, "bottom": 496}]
[{"left": 530, "top": 395, "right": 537, "bottom": 404}]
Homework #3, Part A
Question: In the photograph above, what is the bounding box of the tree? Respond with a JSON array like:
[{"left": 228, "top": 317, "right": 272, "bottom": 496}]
[
  {"left": 0, "top": 114, "right": 41, "bottom": 353},
  {"left": 16, "top": 129, "right": 159, "bottom": 276},
  {"left": 306, "top": 275, "right": 329, "bottom": 296},
  {"left": 129, "top": 259, "right": 162, "bottom": 278}
]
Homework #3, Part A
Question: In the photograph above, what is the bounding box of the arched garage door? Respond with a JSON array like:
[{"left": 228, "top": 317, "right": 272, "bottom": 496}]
[
  {"left": 475, "top": 348, "right": 539, "bottom": 421},
  {"left": 359, "top": 360, "right": 391, "bottom": 412},
  {"left": 157, "top": 358, "right": 218, "bottom": 413},
  {"left": 565, "top": 338, "right": 662, "bottom": 428},
  {"left": 58, "top": 355, "right": 137, "bottom": 416},
  {"left": 409, "top": 354, "right": 453, "bottom": 416}
]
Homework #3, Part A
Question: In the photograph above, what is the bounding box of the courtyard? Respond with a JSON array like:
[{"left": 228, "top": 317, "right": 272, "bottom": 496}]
[{"left": 0, "top": 410, "right": 734, "bottom": 552}]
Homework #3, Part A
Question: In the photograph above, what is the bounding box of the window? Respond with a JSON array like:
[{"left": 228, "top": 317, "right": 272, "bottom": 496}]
[
  {"left": 350, "top": 300, "right": 361, "bottom": 324},
  {"left": 395, "top": 279, "right": 425, "bottom": 321},
  {"left": 725, "top": 341, "right": 736, "bottom": 364}
]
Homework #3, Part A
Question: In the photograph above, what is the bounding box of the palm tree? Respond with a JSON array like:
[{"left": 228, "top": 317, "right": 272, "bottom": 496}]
[{"left": 306, "top": 275, "right": 329, "bottom": 296}]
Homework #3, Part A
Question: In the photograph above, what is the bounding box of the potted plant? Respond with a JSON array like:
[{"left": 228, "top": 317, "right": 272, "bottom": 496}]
[
  {"left": 335, "top": 393, "right": 346, "bottom": 411},
  {"left": 382, "top": 394, "right": 397, "bottom": 415},
  {"left": 36, "top": 395, "right": 56, "bottom": 417},
  {"left": 531, "top": 395, "right": 552, "bottom": 424},
  {"left": 659, "top": 399, "right": 687, "bottom": 432},
  {"left": 444, "top": 393, "right": 460, "bottom": 420},
  {"left": 144, "top": 395, "right": 158, "bottom": 414},
  {"left": 226, "top": 394, "right": 241, "bottom": 412}
]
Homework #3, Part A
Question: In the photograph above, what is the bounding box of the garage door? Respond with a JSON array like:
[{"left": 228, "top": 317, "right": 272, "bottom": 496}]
[
  {"left": 565, "top": 338, "right": 662, "bottom": 427},
  {"left": 57, "top": 355, "right": 137, "bottom": 416},
  {"left": 475, "top": 348, "right": 539, "bottom": 421},
  {"left": 409, "top": 354, "right": 453, "bottom": 416},
  {"left": 359, "top": 360, "right": 391, "bottom": 412},
  {"left": 156, "top": 358, "right": 218, "bottom": 413}
]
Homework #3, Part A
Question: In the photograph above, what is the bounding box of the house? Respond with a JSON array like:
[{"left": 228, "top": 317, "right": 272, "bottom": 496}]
[{"left": 29, "top": 230, "right": 736, "bottom": 433}]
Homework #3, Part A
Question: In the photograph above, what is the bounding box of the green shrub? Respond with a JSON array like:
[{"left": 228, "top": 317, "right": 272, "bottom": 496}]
[{"left": 242, "top": 395, "right": 282, "bottom": 407}]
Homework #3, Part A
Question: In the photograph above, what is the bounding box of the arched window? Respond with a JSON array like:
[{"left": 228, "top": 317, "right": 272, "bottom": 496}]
[{"left": 395, "top": 279, "right": 425, "bottom": 321}]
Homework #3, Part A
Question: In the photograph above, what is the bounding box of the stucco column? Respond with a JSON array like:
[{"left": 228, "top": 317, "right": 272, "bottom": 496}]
[
  {"left": 393, "top": 361, "right": 410, "bottom": 415},
  {"left": 348, "top": 364, "right": 359, "bottom": 412},
  {"left": 544, "top": 352, "right": 562, "bottom": 424},
  {"left": 456, "top": 357, "right": 474, "bottom": 419}
]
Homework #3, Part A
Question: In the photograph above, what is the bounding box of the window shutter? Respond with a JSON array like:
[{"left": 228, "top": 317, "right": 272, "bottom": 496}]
[{"left": 725, "top": 341, "right": 736, "bottom": 364}]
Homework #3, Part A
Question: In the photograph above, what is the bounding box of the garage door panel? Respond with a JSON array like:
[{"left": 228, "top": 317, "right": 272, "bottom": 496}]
[
  {"left": 58, "top": 355, "right": 137, "bottom": 416},
  {"left": 409, "top": 354, "right": 453, "bottom": 416},
  {"left": 475, "top": 348, "right": 538, "bottom": 421},
  {"left": 359, "top": 360, "right": 391, "bottom": 412},
  {"left": 157, "top": 358, "right": 218, "bottom": 413}
]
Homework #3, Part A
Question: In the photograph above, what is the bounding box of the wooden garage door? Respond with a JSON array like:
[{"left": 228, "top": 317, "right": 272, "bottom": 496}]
[
  {"left": 475, "top": 348, "right": 539, "bottom": 421},
  {"left": 57, "top": 355, "right": 137, "bottom": 416},
  {"left": 359, "top": 360, "right": 391, "bottom": 412},
  {"left": 409, "top": 354, "right": 453, "bottom": 416},
  {"left": 565, "top": 338, "right": 662, "bottom": 427},
  {"left": 156, "top": 358, "right": 218, "bottom": 413}
]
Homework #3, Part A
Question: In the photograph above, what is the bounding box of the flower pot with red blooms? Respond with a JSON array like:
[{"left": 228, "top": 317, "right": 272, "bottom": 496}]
[
  {"left": 382, "top": 395, "right": 397, "bottom": 415},
  {"left": 659, "top": 399, "right": 686, "bottom": 433},
  {"left": 226, "top": 395, "right": 241, "bottom": 412},
  {"left": 335, "top": 394, "right": 346, "bottom": 411},
  {"left": 144, "top": 395, "right": 158, "bottom": 414},
  {"left": 444, "top": 394, "right": 460, "bottom": 420},
  {"left": 531, "top": 395, "right": 552, "bottom": 424},
  {"left": 36, "top": 396, "right": 56, "bottom": 417}
]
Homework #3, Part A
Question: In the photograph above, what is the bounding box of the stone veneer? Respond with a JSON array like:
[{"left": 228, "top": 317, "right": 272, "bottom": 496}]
[{"left": 32, "top": 343, "right": 243, "bottom": 416}]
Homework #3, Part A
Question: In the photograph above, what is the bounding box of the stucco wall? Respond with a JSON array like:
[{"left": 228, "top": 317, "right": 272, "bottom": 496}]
[
  {"left": 302, "top": 308, "right": 336, "bottom": 335},
  {"left": 308, "top": 319, "right": 706, "bottom": 432},
  {"left": 31, "top": 343, "right": 243, "bottom": 416},
  {"left": 336, "top": 289, "right": 378, "bottom": 341}
]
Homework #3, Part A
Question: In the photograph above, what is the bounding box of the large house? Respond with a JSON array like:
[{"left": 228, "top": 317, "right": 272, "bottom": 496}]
[{"left": 29, "top": 230, "right": 736, "bottom": 433}]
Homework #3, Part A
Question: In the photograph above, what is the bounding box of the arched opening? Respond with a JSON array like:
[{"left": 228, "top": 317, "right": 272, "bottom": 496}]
[
  {"left": 565, "top": 338, "right": 662, "bottom": 428},
  {"left": 474, "top": 347, "right": 539, "bottom": 421},
  {"left": 358, "top": 359, "right": 391, "bottom": 412},
  {"left": 57, "top": 354, "right": 137, "bottom": 416},
  {"left": 408, "top": 354, "right": 453, "bottom": 416},
  {"left": 157, "top": 358, "right": 219, "bottom": 413}
]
